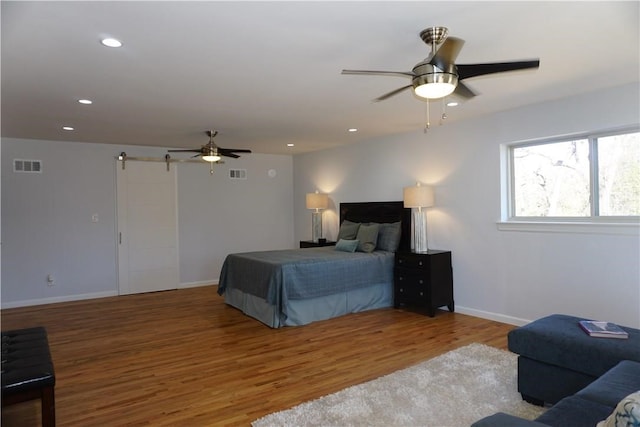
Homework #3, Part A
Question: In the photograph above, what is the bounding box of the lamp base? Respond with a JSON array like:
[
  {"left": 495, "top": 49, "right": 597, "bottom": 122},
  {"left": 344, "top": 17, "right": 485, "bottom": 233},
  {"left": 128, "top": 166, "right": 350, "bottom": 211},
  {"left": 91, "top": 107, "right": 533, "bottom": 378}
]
[
  {"left": 311, "top": 211, "right": 323, "bottom": 243},
  {"left": 412, "top": 208, "right": 429, "bottom": 253}
]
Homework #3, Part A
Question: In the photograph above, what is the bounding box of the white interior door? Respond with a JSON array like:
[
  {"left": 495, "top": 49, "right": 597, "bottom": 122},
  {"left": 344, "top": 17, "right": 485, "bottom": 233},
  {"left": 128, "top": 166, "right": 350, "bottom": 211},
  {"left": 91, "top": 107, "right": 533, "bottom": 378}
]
[{"left": 117, "top": 161, "right": 179, "bottom": 295}]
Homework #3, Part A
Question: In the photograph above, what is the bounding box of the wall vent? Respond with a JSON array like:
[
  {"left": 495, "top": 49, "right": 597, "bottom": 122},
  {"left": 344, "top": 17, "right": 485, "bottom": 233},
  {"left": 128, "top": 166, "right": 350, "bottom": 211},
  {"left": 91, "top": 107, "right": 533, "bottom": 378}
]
[
  {"left": 229, "top": 169, "right": 247, "bottom": 180},
  {"left": 13, "top": 159, "right": 42, "bottom": 173}
]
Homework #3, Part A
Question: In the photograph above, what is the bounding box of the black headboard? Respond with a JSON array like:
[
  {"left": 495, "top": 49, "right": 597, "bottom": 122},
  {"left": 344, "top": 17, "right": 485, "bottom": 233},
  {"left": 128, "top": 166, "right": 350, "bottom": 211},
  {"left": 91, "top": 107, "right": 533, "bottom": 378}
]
[{"left": 339, "top": 201, "right": 411, "bottom": 251}]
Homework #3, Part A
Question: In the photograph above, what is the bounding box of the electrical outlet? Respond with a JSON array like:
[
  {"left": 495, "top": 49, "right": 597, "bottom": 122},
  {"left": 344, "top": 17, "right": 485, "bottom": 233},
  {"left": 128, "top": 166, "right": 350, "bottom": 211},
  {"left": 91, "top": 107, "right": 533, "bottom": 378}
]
[
  {"left": 47, "top": 274, "right": 54, "bottom": 286},
  {"left": 92, "top": 214, "right": 99, "bottom": 223}
]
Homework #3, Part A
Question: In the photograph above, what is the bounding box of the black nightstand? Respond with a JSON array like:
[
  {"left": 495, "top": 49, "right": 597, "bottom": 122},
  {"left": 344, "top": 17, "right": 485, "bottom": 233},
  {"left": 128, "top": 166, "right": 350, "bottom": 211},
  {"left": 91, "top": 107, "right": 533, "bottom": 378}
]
[
  {"left": 299, "top": 240, "right": 337, "bottom": 248},
  {"left": 394, "top": 250, "right": 454, "bottom": 317}
]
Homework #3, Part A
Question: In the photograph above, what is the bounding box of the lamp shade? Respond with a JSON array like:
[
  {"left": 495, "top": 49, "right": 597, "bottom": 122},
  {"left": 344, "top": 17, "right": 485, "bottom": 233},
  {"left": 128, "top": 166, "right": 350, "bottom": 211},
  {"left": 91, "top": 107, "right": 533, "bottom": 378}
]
[
  {"left": 403, "top": 184, "right": 434, "bottom": 208},
  {"left": 306, "top": 192, "right": 328, "bottom": 210}
]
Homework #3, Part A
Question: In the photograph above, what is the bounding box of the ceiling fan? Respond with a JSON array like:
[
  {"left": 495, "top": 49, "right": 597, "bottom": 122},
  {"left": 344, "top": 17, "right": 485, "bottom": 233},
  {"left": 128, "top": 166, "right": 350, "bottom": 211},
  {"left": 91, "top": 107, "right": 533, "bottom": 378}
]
[
  {"left": 342, "top": 26, "right": 540, "bottom": 102},
  {"left": 168, "top": 130, "right": 251, "bottom": 162}
]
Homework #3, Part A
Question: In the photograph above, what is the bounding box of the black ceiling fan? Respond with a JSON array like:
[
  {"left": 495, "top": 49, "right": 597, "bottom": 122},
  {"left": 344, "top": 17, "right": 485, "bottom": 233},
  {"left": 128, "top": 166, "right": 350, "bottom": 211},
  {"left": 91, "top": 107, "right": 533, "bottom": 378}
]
[
  {"left": 168, "top": 130, "right": 251, "bottom": 162},
  {"left": 342, "top": 26, "right": 540, "bottom": 102}
]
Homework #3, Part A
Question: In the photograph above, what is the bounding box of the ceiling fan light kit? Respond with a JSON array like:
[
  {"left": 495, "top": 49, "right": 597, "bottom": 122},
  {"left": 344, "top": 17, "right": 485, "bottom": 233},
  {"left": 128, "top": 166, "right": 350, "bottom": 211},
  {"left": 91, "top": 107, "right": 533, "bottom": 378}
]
[
  {"left": 412, "top": 69, "right": 458, "bottom": 99},
  {"left": 202, "top": 147, "right": 221, "bottom": 163}
]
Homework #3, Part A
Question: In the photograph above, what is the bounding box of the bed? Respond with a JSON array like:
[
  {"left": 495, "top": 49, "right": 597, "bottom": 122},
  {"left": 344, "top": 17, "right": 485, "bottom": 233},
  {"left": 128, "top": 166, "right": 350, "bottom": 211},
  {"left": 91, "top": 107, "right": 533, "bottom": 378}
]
[{"left": 217, "top": 201, "right": 411, "bottom": 328}]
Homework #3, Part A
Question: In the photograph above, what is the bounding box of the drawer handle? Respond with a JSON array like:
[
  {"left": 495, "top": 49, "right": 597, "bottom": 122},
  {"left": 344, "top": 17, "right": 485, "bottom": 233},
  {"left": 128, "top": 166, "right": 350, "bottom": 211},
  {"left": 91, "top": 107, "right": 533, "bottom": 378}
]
[
  {"left": 399, "top": 277, "right": 403, "bottom": 281},
  {"left": 399, "top": 288, "right": 404, "bottom": 293},
  {"left": 418, "top": 261, "right": 423, "bottom": 266},
  {"left": 399, "top": 259, "right": 403, "bottom": 264},
  {"left": 419, "top": 292, "right": 424, "bottom": 296},
  {"left": 419, "top": 279, "right": 423, "bottom": 284}
]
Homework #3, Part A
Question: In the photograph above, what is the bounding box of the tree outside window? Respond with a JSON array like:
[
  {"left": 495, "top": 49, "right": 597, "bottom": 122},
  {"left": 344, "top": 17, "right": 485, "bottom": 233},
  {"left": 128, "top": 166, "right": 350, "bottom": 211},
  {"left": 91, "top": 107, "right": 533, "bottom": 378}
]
[{"left": 510, "top": 130, "right": 639, "bottom": 219}]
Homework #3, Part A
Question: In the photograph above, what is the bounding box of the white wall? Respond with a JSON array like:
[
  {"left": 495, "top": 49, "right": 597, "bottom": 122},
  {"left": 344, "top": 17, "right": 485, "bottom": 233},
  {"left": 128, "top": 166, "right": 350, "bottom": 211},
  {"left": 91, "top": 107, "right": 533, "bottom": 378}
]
[
  {"left": 1, "top": 138, "right": 294, "bottom": 307},
  {"left": 293, "top": 83, "right": 640, "bottom": 328}
]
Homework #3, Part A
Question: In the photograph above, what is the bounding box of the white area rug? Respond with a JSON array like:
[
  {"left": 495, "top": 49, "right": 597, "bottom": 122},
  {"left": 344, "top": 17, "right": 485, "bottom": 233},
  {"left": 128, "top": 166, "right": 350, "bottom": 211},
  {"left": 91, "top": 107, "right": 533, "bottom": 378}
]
[{"left": 252, "top": 343, "right": 546, "bottom": 427}]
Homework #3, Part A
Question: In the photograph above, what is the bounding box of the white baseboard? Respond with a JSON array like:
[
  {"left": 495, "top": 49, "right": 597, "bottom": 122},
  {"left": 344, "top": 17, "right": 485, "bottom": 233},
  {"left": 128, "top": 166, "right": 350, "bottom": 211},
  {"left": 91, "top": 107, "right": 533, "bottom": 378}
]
[
  {"left": 178, "top": 280, "right": 217, "bottom": 289},
  {"left": 1, "top": 291, "right": 119, "bottom": 309},
  {"left": 455, "top": 305, "right": 532, "bottom": 327},
  {"left": 1, "top": 281, "right": 218, "bottom": 309}
]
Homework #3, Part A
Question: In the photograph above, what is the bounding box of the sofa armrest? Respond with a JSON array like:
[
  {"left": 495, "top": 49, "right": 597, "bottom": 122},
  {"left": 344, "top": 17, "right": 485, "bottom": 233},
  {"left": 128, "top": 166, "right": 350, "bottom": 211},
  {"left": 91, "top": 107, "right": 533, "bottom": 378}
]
[{"left": 471, "top": 412, "right": 549, "bottom": 427}]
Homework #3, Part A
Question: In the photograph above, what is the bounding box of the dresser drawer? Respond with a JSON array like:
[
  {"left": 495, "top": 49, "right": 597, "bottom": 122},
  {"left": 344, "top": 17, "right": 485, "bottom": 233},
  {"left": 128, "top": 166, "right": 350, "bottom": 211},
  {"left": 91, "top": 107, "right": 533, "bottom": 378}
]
[
  {"left": 395, "top": 283, "right": 429, "bottom": 301},
  {"left": 395, "top": 268, "right": 428, "bottom": 287},
  {"left": 395, "top": 254, "right": 430, "bottom": 269}
]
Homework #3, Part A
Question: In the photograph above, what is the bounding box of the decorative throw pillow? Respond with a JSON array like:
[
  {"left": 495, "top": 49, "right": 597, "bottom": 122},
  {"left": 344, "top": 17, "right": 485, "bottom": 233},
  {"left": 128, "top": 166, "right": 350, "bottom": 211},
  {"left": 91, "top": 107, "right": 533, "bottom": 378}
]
[
  {"left": 376, "top": 222, "right": 402, "bottom": 252},
  {"left": 335, "top": 239, "right": 359, "bottom": 253},
  {"left": 337, "top": 220, "right": 360, "bottom": 240},
  {"left": 355, "top": 223, "right": 380, "bottom": 253},
  {"left": 597, "top": 390, "right": 640, "bottom": 427}
]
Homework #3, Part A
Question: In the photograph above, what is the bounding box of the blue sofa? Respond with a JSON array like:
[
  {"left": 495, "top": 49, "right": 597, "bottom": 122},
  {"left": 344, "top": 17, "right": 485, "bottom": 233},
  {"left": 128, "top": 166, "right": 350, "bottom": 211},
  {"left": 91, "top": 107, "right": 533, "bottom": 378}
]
[{"left": 472, "top": 360, "right": 640, "bottom": 427}]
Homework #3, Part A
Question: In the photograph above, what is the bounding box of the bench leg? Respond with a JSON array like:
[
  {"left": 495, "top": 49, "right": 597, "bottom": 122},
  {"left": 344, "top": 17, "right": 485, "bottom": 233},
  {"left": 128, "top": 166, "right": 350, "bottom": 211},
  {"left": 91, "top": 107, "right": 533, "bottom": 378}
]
[{"left": 41, "top": 386, "right": 55, "bottom": 427}]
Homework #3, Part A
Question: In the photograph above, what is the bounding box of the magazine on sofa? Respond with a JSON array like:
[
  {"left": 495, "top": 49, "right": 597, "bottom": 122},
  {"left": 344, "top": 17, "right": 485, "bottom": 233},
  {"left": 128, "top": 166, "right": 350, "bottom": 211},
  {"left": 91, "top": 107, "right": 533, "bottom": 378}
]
[{"left": 579, "top": 320, "right": 629, "bottom": 339}]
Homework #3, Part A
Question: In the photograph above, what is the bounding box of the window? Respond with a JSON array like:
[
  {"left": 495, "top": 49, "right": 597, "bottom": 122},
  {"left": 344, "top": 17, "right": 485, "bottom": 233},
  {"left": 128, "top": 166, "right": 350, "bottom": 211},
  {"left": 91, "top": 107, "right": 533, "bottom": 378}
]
[{"left": 508, "top": 129, "right": 639, "bottom": 221}]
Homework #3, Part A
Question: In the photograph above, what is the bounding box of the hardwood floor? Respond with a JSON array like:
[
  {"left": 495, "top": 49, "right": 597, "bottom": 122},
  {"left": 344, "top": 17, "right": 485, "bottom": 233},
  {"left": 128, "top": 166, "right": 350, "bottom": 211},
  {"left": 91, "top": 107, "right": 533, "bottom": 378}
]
[{"left": 1, "top": 286, "right": 515, "bottom": 426}]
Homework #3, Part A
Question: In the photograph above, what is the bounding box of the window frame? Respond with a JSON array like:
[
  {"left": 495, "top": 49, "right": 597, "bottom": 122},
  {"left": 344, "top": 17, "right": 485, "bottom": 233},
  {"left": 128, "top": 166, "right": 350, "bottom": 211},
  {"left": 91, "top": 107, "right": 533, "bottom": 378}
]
[{"left": 502, "top": 126, "right": 640, "bottom": 230}]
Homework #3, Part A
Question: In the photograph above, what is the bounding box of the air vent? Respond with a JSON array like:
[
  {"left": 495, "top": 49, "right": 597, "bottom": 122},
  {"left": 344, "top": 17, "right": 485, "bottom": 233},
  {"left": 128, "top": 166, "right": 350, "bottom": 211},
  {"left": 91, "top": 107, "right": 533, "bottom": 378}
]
[
  {"left": 229, "top": 169, "right": 247, "bottom": 180},
  {"left": 13, "top": 159, "right": 42, "bottom": 173}
]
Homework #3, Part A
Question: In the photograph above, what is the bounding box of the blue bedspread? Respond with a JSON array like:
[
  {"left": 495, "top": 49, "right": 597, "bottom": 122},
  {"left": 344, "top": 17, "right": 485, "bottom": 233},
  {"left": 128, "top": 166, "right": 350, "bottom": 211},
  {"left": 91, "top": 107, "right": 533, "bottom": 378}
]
[{"left": 217, "top": 247, "right": 394, "bottom": 306}]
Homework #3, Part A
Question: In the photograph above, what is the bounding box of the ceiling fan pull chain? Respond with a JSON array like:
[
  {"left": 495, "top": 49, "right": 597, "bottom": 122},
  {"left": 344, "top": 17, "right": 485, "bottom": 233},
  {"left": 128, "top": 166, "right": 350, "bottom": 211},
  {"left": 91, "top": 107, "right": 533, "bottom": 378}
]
[
  {"left": 440, "top": 98, "right": 448, "bottom": 125},
  {"left": 424, "top": 100, "right": 430, "bottom": 133}
]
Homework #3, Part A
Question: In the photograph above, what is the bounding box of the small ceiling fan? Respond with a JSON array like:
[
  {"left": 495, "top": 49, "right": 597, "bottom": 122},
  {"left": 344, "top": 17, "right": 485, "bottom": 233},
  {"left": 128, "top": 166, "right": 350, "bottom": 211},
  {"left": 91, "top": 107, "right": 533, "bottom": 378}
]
[
  {"left": 342, "top": 26, "right": 540, "bottom": 102},
  {"left": 168, "top": 130, "right": 251, "bottom": 162}
]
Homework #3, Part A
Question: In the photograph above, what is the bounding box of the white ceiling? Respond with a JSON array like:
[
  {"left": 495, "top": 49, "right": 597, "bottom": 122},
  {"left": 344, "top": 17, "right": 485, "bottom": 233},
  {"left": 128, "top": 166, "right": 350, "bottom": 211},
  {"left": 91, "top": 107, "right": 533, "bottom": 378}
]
[{"left": 2, "top": 1, "right": 639, "bottom": 156}]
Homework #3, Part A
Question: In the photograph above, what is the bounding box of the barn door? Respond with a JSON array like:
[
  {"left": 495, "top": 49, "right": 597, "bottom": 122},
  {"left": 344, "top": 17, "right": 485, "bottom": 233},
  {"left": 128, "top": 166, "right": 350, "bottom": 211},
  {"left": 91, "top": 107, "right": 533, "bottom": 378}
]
[{"left": 116, "top": 161, "right": 179, "bottom": 295}]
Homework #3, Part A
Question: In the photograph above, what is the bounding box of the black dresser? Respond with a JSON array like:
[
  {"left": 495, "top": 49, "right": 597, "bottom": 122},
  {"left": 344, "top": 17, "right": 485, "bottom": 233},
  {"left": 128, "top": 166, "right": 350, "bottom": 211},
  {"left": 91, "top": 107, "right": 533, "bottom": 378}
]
[{"left": 394, "top": 250, "right": 454, "bottom": 317}]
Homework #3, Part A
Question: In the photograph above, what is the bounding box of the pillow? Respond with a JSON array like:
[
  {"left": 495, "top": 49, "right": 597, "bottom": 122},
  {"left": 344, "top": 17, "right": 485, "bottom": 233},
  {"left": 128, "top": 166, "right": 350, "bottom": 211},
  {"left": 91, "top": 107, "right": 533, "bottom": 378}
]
[
  {"left": 597, "top": 391, "right": 640, "bottom": 427},
  {"left": 376, "top": 222, "right": 402, "bottom": 252},
  {"left": 334, "top": 239, "right": 359, "bottom": 253},
  {"left": 337, "top": 220, "right": 360, "bottom": 240},
  {"left": 355, "top": 223, "right": 379, "bottom": 253}
]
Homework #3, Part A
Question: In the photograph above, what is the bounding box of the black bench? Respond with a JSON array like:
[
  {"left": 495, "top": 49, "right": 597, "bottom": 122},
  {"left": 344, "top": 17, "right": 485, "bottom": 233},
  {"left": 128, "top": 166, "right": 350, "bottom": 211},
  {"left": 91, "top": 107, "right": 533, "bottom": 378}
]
[{"left": 2, "top": 327, "right": 56, "bottom": 427}]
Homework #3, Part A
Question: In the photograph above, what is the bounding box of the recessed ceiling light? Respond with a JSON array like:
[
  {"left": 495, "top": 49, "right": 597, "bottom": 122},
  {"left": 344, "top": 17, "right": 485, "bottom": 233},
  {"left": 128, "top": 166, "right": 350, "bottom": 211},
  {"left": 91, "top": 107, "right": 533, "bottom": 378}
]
[
  {"left": 287, "top": 143, "right": 295, "bottom": 147},
  {"left": 446, "top": 102, "right": 459, "bottom": 107},
  {"left": 101, "top": 38, "right": 122, "bottom": 48},
  {"left": 62, "top": 126, "right": 74, "bottom": 131},
  {"left": 348, "top": 128, "right": 358, "bottom": 132},
  {"left": 78, "top": 99, "right": 93, "bottom": 105}
]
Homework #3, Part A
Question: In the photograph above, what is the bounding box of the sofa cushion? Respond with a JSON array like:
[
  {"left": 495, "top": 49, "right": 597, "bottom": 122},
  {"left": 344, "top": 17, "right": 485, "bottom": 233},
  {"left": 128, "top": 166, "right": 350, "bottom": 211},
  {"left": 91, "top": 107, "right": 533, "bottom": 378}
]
[
  {"left": 508, "top": 314, "right": 640, "bottom": 378},
  {"left": 577, "top": 360, "right": 640, "bottom": 408},
  {"left": 535, "top": 396, "right": 614, "bottom": 427}
]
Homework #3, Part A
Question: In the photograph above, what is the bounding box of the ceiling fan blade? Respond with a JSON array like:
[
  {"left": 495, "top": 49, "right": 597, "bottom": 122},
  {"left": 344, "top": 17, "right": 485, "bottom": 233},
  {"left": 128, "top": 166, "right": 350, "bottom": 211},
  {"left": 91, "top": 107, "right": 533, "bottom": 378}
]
[
  {"left": 219, "top": 148, "right": 252, "bottom": 154},
  {"left": 220, "top": 152, "right": 240, "bottom": 159},
  {"left": 430, "top": 36, "right": 465, "bottom": 70},
  {"left": 374, "top": 84, "right": 413, "bottom": 102},
  {"left": 168, "top": 149, "right": 203, "bottom": 153},
  {"left": 452, "top": 81, "right": 476, "bottom": 99},
  {"left": 342, "top": 69, "right": 414, "bottom": 78},
  {"left": 457, "top": 59, "right": 540, "bottom": 80}
]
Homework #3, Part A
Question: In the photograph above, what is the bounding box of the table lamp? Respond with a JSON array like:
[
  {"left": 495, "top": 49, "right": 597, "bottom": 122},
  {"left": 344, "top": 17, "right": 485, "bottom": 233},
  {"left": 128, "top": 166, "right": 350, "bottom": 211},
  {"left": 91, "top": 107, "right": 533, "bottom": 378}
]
[
  {"left": 403, "top": 182, "right": 434, "bottom": 253},
  {"left": 306, "top": 191, "right": 329, "bottom": 242}
]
